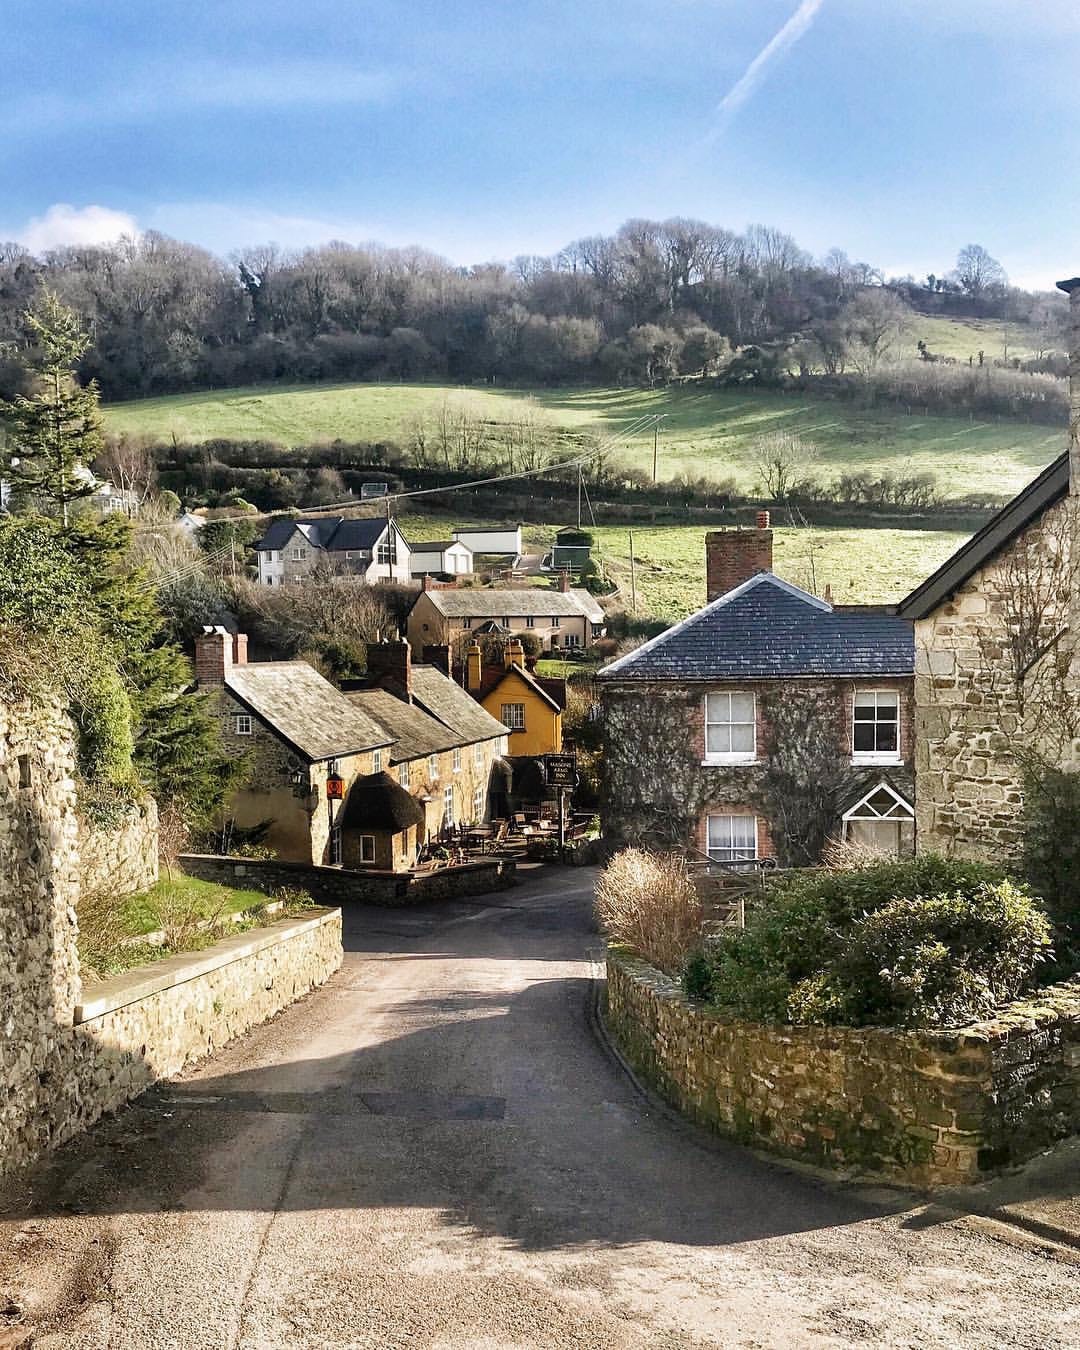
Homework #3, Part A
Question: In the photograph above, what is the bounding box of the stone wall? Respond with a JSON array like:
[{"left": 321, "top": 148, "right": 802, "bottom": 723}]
[
  {"left": 606, "top": 948, "right": 1080, "bottom": 1188},
  {"left": 179, "top": 851, "right": 516, "bottom": 906},
  {"left": 1, "top": 695, "right": 344, "bottom": 1178},
  {"left": 78, "top": 796, "right": 159, "bottom": 898},
  {"left": 913, "top": 500, "right": 1070, "bottom": 859}
]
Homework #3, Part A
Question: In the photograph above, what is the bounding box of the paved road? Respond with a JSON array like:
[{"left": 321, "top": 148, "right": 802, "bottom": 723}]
[{"left": 1, "top": 867, "right": 1078, "bottom": 1348}]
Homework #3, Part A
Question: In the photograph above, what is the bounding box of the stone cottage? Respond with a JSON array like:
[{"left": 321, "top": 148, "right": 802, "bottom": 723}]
[
  {"left": 597, "top": 525, "right": 916, "bottom": 865},
  {"left": 253, "top": 514, "right": 412, "bottom": 586},
  {"left": 895, "top": 276, "right": 1080, "bottom": 859},
  {"left": 196, "top": 627, "right": 393, "bottom": 865}
]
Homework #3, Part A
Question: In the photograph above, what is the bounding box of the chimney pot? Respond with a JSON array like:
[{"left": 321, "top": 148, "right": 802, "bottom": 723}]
[
  {"left": 466, "top": 642, "right": 483, "bottom": 692},
  {"left": 704, "top": 528, "right": 773, "bottom": 604},
  {"left": 194, "top": 626, "right": 233, "bottom": 686}
]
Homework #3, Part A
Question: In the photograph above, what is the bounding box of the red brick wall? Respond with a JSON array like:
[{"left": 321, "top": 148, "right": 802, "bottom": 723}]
[{"left": 705, "top": 529, "right": 774, "bottom": 603}]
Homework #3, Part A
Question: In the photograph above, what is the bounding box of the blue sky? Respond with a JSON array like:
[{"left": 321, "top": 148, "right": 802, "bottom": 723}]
[{"left": 5, "top": 0, "right": 1079, "bottom": 289}]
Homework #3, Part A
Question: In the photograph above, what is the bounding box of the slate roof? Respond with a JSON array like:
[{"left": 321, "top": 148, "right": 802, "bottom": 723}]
[
  {"left": 596, "top": 573, "right": 913, "bottom": 682},
  {"left": 343, "top": 688, "right": 466, "bottom": 761},
  {"left": 254, "top": 515, "right": 389, "bottom": 554},
  {"left": 410, "top": 666, "right": 508, "bottom": 743},
  {"left": 225, "top": 662, "right": 392, "bottom": 760},
  {"left": 897, "top": 452, "right": 1069, "bottom": 620},
  {"left": 422, "top": 588, "right": 595, "bottom": 619}
]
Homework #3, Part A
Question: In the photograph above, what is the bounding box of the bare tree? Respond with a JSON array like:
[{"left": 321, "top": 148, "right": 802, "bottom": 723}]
[
  {"left": 840, "top": 289, "right": 913, "bottom": 373},
  {"left": 953, "top": 244, "right": 1008, "bottom": 299},
  {"left": 750, "top": 431, "right": 818, "bottom": 500},
  {"left": 99, "top": 434, "right": 155, "bottom": 513}
]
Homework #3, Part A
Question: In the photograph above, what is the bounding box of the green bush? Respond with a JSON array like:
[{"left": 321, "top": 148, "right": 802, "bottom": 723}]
[
  {"left": 1021, "top": 764, "right": 1080, "bottom": 971},
  {"left": 685, "top": 855, "right": 1052, "bottom": 1028}
]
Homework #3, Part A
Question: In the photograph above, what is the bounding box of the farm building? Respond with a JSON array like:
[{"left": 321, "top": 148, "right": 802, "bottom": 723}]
[
  {"left": 409, "top": 538, "right": 474, "bottom": 577},
  {"left": 451, "top": 526, "right": 522, "bottom": 558},
  {"left": 551, "top": 528, "right": 593, "bottom": 573}
]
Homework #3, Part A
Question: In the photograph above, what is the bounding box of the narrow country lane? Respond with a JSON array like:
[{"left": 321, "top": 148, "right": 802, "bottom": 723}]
[{"left": 1, "top": 867, "right": 1077, "bottom": 1349}]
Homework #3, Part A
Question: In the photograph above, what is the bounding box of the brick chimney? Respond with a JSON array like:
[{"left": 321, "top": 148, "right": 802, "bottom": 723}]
[
  {"left": 233, "top": 633, "right": 248, "bottom": 666},
  {"left": 422, "top": 573, "right": 434, "bottom": 592},
  {"left": 466, "top": 642, "right": 483, "bottom": 692},
  {"left": 557, "top": 571, "right": 571, "bottom": 593},
  {"left": 194, "top": 626, "right": 234, "bottom": 686},
  {"left": 366, "top": 640, "right": 412, "bottom": 701},
  {"left": 422, "top": 643, "right": 452, "bottom": 677},
  {"left": 705, "top": 524, "right": 773, "bottom": 603},
  {"left": 1056, "top": 276, "right": 1080, "bottom": 493}
]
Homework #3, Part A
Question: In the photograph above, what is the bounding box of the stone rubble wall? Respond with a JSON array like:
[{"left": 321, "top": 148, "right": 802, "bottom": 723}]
[
  {"left": 913, "top": 500, "right": 1070, "bottom": 860},
  {"left": 78, "top": 796, "right": 159, "bottom": 898},
  {"left": 179, "top": 852, "right": 516, "bottom": 906},
  {"left": 1, "top": 696, "right": 344, "bottom": 1179},
  {"left": 606, "top": 948, "right": 1080, "bottom": 1188}
]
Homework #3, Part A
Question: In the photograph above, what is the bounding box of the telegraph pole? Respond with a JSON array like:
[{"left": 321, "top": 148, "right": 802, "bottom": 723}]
[
  {"left": 629, "top": 530, "right": 637, "bottom": 613},
  {"left": 651, "top": 414, "right": 667, "bottom": 483},
  {"left": 577, "top": 467, "right": 582, "bottom": 529}
]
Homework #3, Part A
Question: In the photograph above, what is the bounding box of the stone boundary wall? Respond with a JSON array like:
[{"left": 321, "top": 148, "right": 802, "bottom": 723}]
[
  {"left": 79, "top": 796, "right": 159, "bottom": 898},
  {"left": 606, "top": 948, "right": 1080, "bottom": 1188},
  {"left": 178, "top": 853, "right": 515, "bottom": 906},
  {"left": 2, "top": 907, "right": 342, "bottom": 1177}
]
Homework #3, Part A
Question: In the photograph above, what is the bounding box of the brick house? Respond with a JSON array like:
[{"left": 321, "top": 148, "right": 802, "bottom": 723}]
[
  {"left": 253, "top": 515, "right": 412, "bottom": 586},
  {"left": 894, "top": 276, "right": 1080, "bottom": 860},
  {"left": 597, "top": 526, "right": 916, "bottom": 865},
  {"left": 406, "top": 575, "right": 605, "bottom": 655}
]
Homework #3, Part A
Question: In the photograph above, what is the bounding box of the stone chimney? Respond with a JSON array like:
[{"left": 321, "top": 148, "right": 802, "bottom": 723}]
[
  {"left": 504, "top": 638, "right": 525, "bottom": 671},
  {"left": 194, "top": 626, "right": 233, "bottom": 686},
  {"left": 1056, "top": 276, "right": 1080, "bottom": 493},
  {"left": 705, "top": 523, "right": 773, "bottom": 603},
  {"left": 422, "top": 643, "right": 452, "bottom": 677},
  {"left": 466, "top": 642, "right": 483, "bottom": 692},
  {"left": 557, "top": 571, "right": 571, "bottom": 593},
  {"left": 366, "top": 640, "right": 412, "bottom": 701}
]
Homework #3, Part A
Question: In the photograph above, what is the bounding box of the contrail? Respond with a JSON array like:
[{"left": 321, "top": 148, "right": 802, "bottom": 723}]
[{"left": 712, "top": 0, "right": 825, "bottom": 130}]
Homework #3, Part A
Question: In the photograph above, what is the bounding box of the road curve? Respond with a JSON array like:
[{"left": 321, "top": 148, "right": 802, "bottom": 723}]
[{"left": 1, "top": 866, "right": 1077, "bottom": 1348}]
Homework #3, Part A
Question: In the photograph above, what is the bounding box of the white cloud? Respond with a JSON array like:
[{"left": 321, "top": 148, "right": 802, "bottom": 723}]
[
  {"left": 15, "top": 203, "right": 140, "bottom": 254},
  {"left": 712, "top": 0, "right": 825, "bottom": 132}
]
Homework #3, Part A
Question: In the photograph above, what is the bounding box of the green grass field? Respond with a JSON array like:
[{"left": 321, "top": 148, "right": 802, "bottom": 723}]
[
  {"left": 902, "top": 314, "right": 1050, "bottom": 364},
  {"left": 401, "top": 512, "right": 967, "bottom": 618},
  {"left": 105, "top": 378, "right": 1062, "bottom": 500}
]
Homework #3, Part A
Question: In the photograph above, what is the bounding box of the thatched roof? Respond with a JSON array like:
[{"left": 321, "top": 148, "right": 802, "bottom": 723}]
[{"left": 342, "top": 771, "right": 426, "bottom": 833}]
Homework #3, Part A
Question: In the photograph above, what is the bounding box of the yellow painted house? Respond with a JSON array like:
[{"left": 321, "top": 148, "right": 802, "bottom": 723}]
[{"left": 464, "top": 641, "right": 565, "bottom": 756}]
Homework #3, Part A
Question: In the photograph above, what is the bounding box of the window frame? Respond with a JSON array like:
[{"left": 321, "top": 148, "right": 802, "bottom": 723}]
[
  {"left": 291, "top": 546, "right": 307, "bottom": 561},
  {"left": 233, "top": 714, "right": 254, "bottom": 736},
  {"left": 399, "top": 761, "right": 411, "bottom": 790},
  {"left": 473, "top": 741, "right": 483, "bottom": 767},
  {"left": 705, "top": 814, "right": 759, "bottom": 865},
  {"left": 852, "top": 689, "right": 902, "bottom": 765},
  {"left": 501, "top": 702, "right": 526, "bottom": 731},
  {"left": 703, "top": 691, "right": 757, "bottom": 765},
  {"left": 373, "top": 747, "right": 383, "bottom": 773},
  {"left": 428, "top": 753, "right": 439, "bottom": 781},
  {"left": 551, "top": 615, "right": 561, "bottom": 628},
  {"left": 525, "top": 615, "right": 535, "bottom": 628},
  {"left": 472, "top": 786, "right": 484, "bottom": 821},
  {"left": 443, "top": 783, "right": 454, "bottom": 826},
  {"left": 358, "top": 834, "right": 376, "bottom": 863},
  {"left": 452, "top": 747, "right": 462, "bottom": 773}
]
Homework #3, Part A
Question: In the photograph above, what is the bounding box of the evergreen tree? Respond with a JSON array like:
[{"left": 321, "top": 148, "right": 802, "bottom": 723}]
[{"left": 0, "top": 291, "right": 104, "bottom": 525}]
